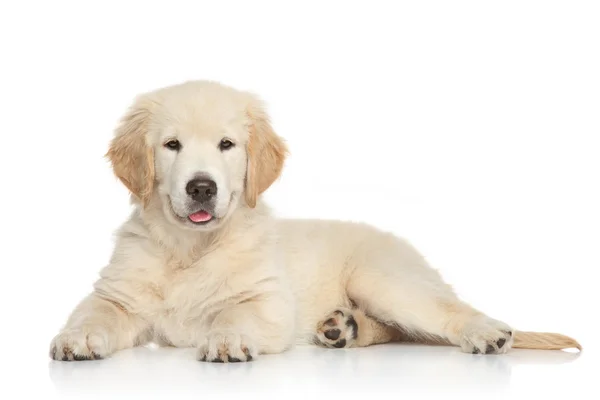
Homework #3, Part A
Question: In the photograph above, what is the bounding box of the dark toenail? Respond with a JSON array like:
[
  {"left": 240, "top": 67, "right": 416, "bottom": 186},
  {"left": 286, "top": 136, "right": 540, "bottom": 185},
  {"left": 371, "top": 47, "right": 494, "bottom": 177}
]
[
  {"left": 333, "top": 339, "right": 347, "bottom": 348},
  {"left": 200, "top": 355, "right": 206, "bottom": 361},
  {"left": 485, "top": 344, "right": 495, "bottom": 354},
  {"left": 74, "top": 354, "right": 89, "bottom": 361},
  {"left": 497, "top": 338, "right": 506, "bottom": 349},
  {"left": 62, "top": 355, "right": 69, "bottom": 361},
  {"left": 325, "top": 329, "right": 341, "bottom": 340},
  {"left": 346, "top": 315, "right": 358, "bottom": 339},
  {"left": 324, "top": 318, "right": 337, "bottom": 326},
  {"left": 228, "top": 356, "right": 241, "bottom": 363},
  {"left": 211, "top": 358, "right": 224, "bottom": 363},
  {"left": 472, "top": 348, "right": 481, "bottom": 354},
  {"left": 246, "top": 354, "right": 253, "bottom": 361}
]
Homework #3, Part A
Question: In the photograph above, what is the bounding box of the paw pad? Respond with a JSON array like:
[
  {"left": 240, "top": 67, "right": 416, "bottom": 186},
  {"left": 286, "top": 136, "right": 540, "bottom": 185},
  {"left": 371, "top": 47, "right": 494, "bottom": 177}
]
[{"left": 316, "top": 308, "right": 358, "bottom": 349}]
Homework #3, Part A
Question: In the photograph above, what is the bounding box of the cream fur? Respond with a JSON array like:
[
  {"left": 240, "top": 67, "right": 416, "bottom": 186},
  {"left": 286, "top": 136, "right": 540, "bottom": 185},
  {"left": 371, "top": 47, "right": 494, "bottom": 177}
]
[{"left": 49, "top": 80, "right": 581, "bottom": 363}]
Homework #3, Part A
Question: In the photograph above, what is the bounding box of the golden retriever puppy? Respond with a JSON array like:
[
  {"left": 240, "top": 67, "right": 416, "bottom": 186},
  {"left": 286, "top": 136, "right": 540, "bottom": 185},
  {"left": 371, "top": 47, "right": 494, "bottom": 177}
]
[{"left": 49, "top": 81, "right": 580, "bottom": 362}]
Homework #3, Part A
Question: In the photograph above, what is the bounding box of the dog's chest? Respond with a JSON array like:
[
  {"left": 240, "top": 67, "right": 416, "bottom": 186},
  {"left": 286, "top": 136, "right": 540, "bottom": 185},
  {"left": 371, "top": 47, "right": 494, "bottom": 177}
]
[
  {"left": 156, "top": 262, "right": 218, "bottom": 314},
  {"left": 146, "top": 265, "right": 216, "bottom": 345},
  {"left": 149, "top": 259, "right": 252, "bottom": 343}
]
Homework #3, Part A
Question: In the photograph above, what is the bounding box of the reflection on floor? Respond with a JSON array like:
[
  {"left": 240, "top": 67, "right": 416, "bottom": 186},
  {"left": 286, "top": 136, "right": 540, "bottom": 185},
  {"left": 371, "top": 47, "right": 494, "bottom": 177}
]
[{"left": 48, "top": 342, "right": 581, "bottom": 398}]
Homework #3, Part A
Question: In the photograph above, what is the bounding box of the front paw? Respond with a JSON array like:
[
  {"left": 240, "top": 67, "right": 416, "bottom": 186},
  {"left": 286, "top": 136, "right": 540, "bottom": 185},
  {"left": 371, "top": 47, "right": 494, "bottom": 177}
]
[
  {"left": 197, "top": 331, "right": 257, "bottom": 363},
  {"left": 49, "top": 328, "right": 109, "bottom": 361}
]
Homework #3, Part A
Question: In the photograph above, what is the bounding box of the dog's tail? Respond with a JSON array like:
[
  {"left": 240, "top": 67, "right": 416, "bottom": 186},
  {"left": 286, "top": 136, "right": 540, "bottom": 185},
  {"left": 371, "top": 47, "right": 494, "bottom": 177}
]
[{"left": 512, "top": 331, "right": 581, "bottom": 351}]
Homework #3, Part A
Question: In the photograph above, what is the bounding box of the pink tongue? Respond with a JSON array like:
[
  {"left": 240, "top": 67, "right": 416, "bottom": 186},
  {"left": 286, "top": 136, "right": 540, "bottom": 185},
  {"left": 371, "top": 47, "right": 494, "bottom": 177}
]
[{"left": 188, "top": 210, "right": 212, "bottom": 223}]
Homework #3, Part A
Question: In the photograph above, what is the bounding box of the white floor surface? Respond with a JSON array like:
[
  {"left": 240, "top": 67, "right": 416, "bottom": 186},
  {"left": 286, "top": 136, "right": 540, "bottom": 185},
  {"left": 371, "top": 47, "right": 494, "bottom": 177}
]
[{"left": 38, "top": 342, "right": 594, "bottom": 399}]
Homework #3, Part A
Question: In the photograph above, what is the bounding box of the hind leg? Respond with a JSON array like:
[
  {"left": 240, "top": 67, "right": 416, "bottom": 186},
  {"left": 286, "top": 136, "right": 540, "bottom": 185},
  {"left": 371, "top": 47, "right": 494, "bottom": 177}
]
[
  {"left": 345, "top": 235, "right": 514, "bottom": 354},
  {"left": 348, "top": 276, "right": 514, "bottom": 354},
  {"left": 315, "top": 307, "right": 401, "bottom": 348}
]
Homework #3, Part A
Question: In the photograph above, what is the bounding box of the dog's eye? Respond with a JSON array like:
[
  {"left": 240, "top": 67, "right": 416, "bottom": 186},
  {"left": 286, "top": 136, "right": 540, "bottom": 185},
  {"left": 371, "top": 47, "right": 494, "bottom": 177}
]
[
  {"left": 219, "top": 138, "right": 235, "bottom": 151},
  {"left": 164, "top": 139, "right": 181, "bottom": 151}
]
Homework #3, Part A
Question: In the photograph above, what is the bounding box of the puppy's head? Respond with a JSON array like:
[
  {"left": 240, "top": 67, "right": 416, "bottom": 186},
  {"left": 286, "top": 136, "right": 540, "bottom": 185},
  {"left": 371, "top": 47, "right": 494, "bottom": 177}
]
[{"left": 107, "top": 81, "right": 287, "bottom": 231}]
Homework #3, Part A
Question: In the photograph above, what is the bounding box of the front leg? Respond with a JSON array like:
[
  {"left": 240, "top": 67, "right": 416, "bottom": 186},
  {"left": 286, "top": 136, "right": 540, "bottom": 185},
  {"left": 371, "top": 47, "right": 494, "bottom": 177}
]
[
  {"left": 50, "top": 292, "right": 150, "bottom": 361},
  {"left": 197, "top": 293, "right": 295, "bottom": 363}
]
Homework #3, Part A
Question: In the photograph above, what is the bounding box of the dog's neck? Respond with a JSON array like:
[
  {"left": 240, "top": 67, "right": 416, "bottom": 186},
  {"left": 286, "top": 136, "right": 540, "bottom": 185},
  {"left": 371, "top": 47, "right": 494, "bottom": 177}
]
[{"left": 130, "top": 194, "right": 273, "bottom": 267}]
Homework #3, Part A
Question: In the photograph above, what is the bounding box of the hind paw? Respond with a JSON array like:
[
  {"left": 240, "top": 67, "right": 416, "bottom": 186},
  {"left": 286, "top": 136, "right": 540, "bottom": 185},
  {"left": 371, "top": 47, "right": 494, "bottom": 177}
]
[
  {"left": 461, "top": 316, "right": 514, "bottom": 355},
  {"left": 315, "top": 308, "right": 358, "bottom": 349}
]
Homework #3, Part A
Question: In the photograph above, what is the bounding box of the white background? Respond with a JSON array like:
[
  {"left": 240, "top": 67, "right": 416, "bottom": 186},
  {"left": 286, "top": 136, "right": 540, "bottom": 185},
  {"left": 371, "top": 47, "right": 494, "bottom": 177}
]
[{"left": 1, "top": 1, "right": 598, "bottom": 399}]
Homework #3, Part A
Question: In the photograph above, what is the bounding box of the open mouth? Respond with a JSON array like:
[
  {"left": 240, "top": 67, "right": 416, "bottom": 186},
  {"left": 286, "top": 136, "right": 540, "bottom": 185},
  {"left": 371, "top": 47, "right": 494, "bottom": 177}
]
[
  {"left": 167, "top": 197, "right": 217, "bottom": 227},
  {"left": 187, "top": 210, "right": 213, "bottom": 225}
]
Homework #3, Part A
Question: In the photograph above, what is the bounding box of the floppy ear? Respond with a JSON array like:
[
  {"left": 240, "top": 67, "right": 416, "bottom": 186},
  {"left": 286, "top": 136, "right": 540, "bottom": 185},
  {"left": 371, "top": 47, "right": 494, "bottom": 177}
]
[
  {"left": 106, "top": 98, "right": 155, "bottom": 207},
  {"left": 245, "top": 100, "right": 288, "bottom": 208}
]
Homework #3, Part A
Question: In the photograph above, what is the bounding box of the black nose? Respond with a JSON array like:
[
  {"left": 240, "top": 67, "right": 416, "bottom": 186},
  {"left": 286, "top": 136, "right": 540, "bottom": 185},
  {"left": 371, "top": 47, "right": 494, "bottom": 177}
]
[{"left": 185, "top": 178, "right": 217, "bottom": 202}]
